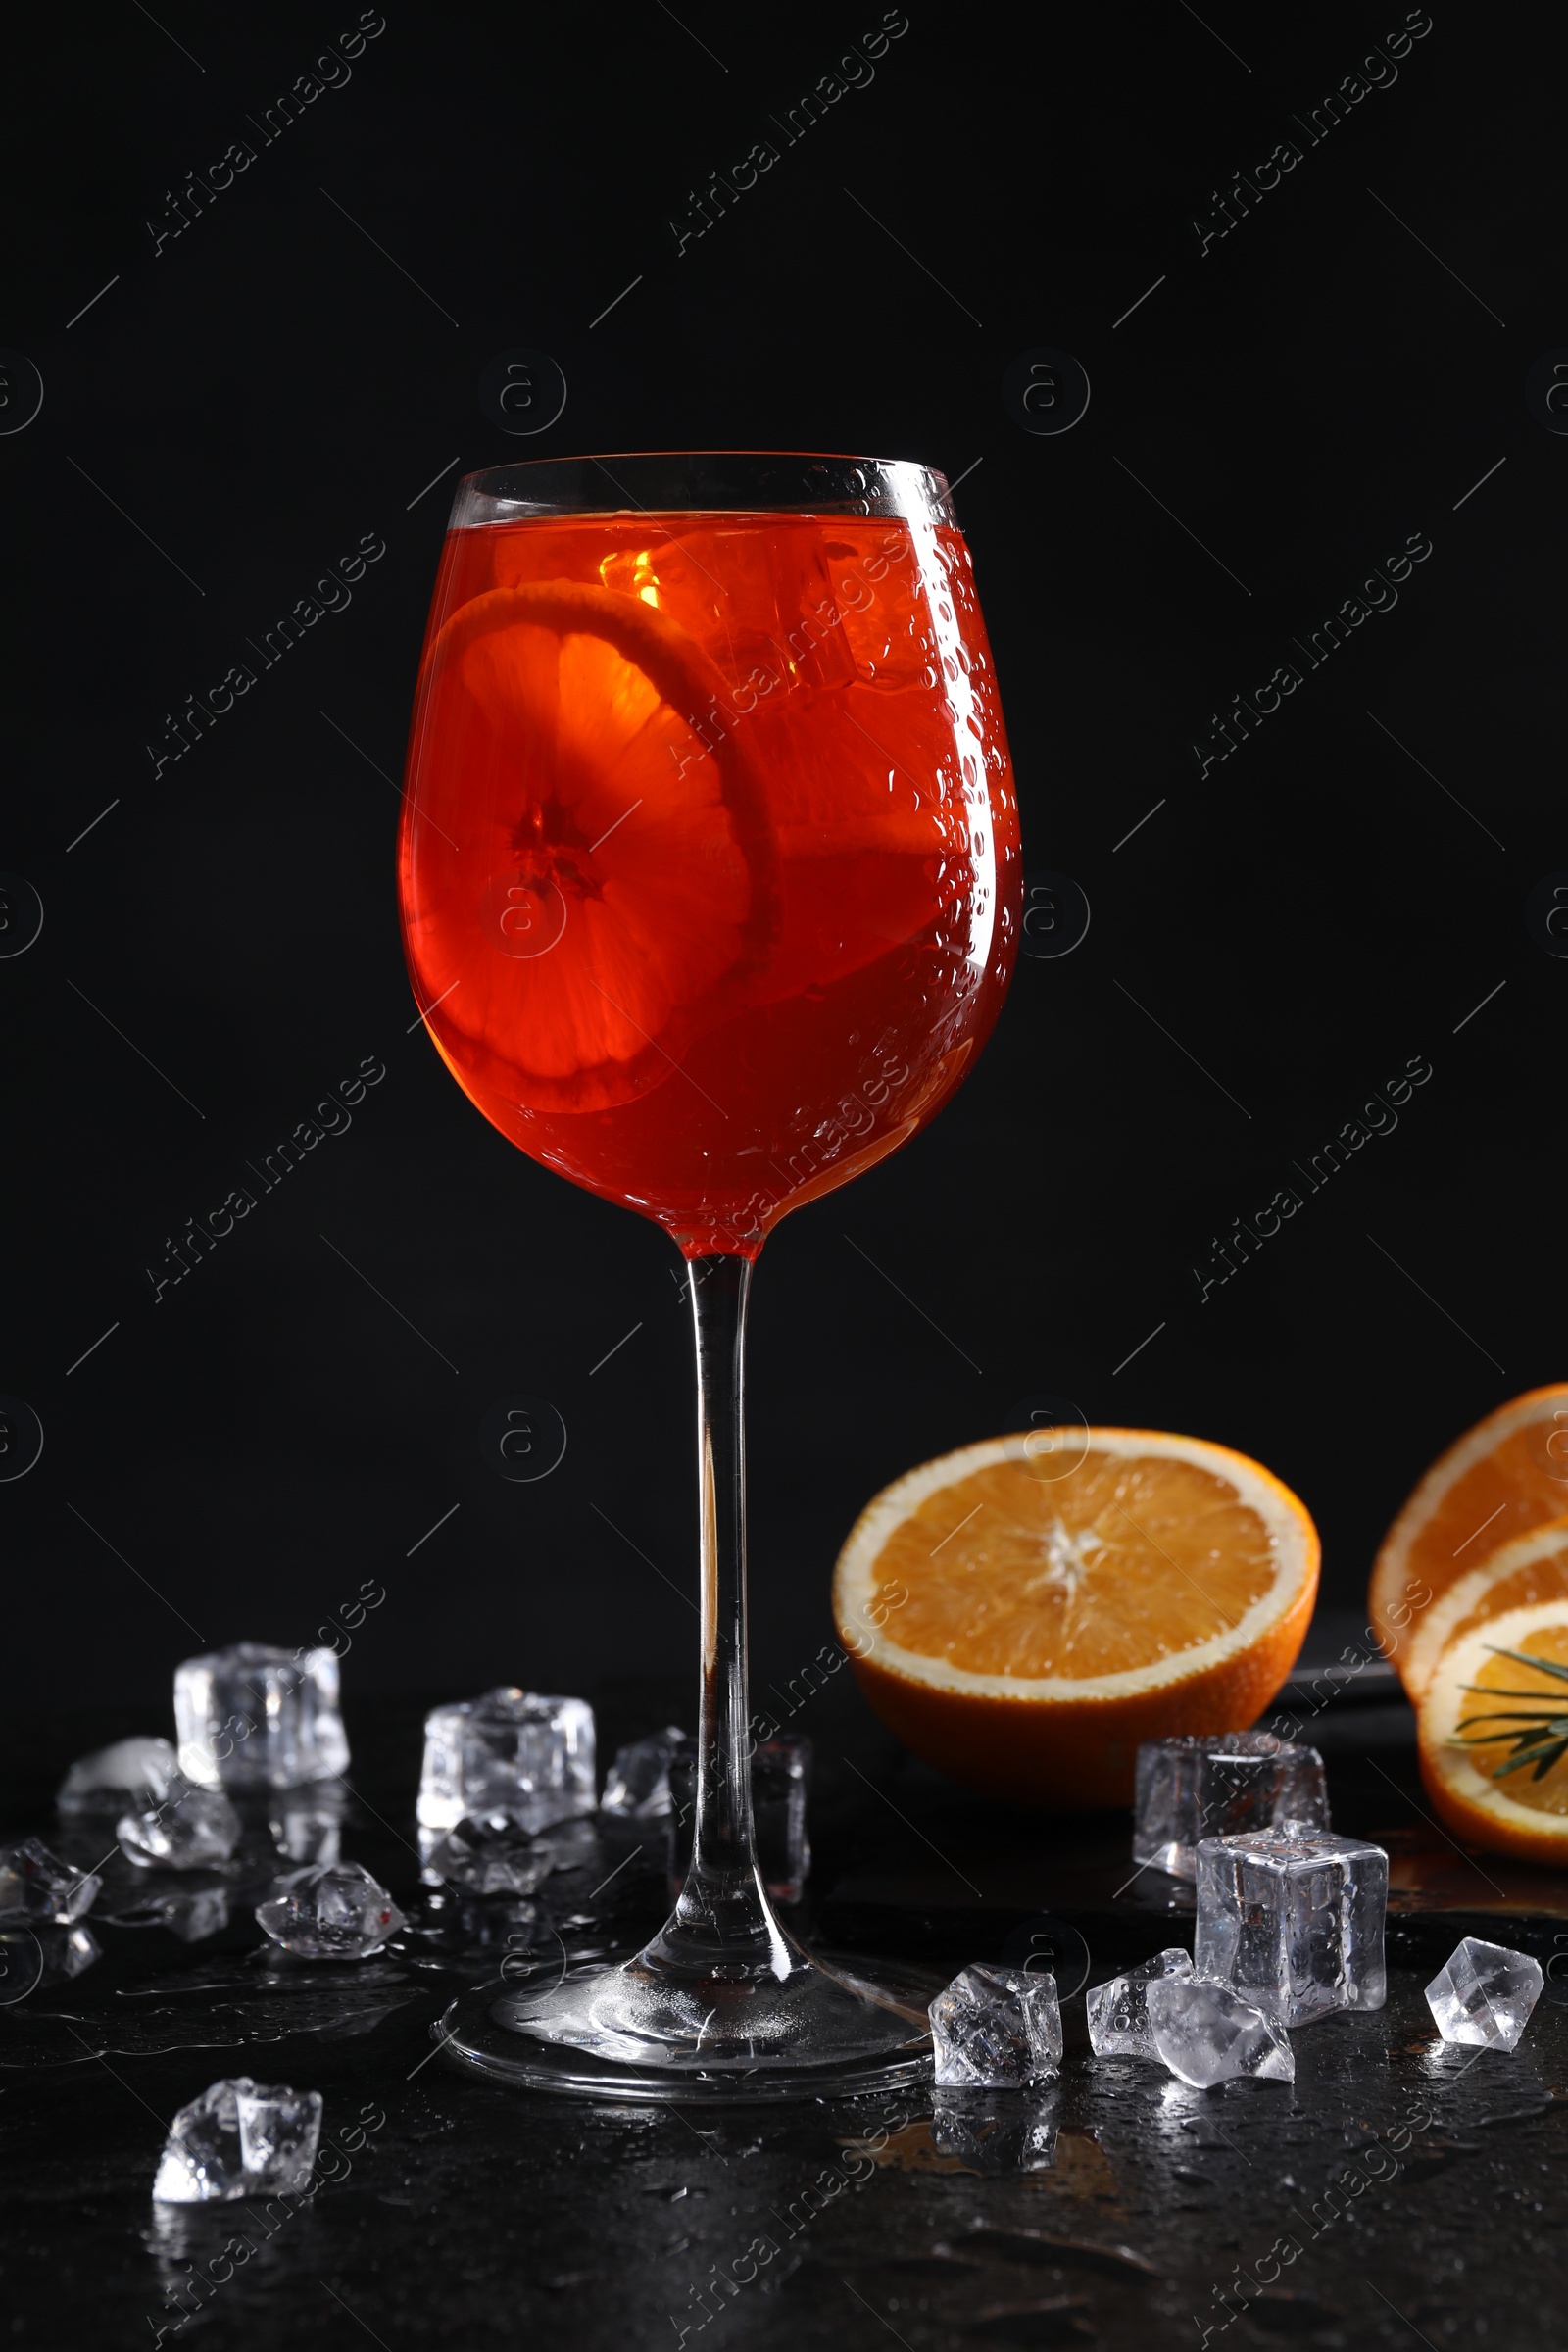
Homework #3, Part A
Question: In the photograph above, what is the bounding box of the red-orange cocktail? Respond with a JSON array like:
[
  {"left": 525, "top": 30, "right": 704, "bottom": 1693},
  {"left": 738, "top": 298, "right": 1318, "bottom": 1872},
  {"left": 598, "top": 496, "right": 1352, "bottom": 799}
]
[
  {"left": 397, "top": 458, "right": 1022, "bottom": 2099},
  {"left": 399, "top": 499, "right": 1019, "bottom": 1255}
]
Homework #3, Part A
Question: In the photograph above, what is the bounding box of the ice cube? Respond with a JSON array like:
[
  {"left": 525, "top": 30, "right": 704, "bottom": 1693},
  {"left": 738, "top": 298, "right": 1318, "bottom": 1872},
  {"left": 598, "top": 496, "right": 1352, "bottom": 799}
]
[
  {"left": 57, "top": 1736, "right": 180, "bottom": 1816},
  {"left": 929, "top": 1963, "right": 1062, "bottom": 2088},
  {"left": 152, "top": 2076, "right": 322, "bottom": 2202},
  {"left": 424, "top": 1815, "right": 556, "bottom": 1897},
  {"left": 1087, "top": 1948, "right": 1196, "bottom": 2059},
  {"left": 117, "top": 1777, "right": 242, "bottom": 1870},
  {"left": 1146, "top": 1976, "right": 1295, "bottom": 2086},
  {"left": 1134, "top": 1734, "right": 1330, "bottom": 1881},
  {"left": 417, "top": 1689, "right": 596, "bottom": 1834},
  {"left": 174, "top": 1643, "right": 349, "bottom": 1790},
  {"left": 1425, "top": 1936, "right": 1544, "bottom": 2052},
  {"left": 1195, "top": 1823, "right": 1387, "bottom": 2025},
  {"left": 751, "top": 1735, "right": 811, "bottom": 1904},
  {"left": 254, "top": 1862, "right": 404, "bottom": 1959},
  {"left": 667, "top": 1733, "right": 812, "bottom": 1903},
  {"left": 599, "top": 1727, "right": 688, "bottom": 1818},
  {"left": 0, "top": 1837, "right": 100, "bottom": 1923}
]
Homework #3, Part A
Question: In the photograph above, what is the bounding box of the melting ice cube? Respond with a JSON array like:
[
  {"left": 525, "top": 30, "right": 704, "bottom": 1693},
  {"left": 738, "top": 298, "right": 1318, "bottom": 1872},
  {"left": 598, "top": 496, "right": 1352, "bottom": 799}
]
[
  {"left": 418, "top": 1690, "right": 595, "bottom": 1834},
  {"left": 929, "top": 1963, "right": 1062, "bottom": 2088},
  {"left": 174, "top": 1643, "right": 349, "bottom": 1790},
  {"left": 1134, "top": 1734, "right": 1329, "bottom": 1881}
]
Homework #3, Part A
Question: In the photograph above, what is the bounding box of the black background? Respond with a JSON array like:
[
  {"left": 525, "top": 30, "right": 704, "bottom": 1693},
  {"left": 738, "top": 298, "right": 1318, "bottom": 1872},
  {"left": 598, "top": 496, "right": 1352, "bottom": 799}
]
[{"left": 3, "top": 2, "right": 1559, "bottom": 1714}]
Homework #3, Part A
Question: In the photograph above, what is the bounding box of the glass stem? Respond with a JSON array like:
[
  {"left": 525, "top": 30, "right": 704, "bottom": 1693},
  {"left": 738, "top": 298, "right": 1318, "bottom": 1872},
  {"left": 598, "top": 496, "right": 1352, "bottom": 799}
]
[{"left": 648, "top": 1251, "right": 786, "bottom": 1982}]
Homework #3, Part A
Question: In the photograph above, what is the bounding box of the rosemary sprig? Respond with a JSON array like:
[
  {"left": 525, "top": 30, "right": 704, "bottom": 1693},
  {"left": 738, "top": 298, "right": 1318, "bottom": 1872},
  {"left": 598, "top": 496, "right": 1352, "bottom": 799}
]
[{"left": 1454, "top": 1646, "right": 1568, "bottom": 1783}]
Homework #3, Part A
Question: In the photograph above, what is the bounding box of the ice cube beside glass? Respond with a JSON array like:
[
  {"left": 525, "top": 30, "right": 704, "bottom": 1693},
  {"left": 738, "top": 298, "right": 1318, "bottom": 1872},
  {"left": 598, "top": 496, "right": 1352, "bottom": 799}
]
[
  {"left": 668, "top": 1732, "right": 812, "bottom": 1904},
  {"left": 174, "top": 1642, "right": 349, "bottom": 1790},
  {"left": 929, "top": 1963, "right": 1062, "bottom": 2088},
  {"left": 417, "top": 1689, "right": 596, "bottom": 1834},
  {"left": 1133, "top": 1734, "right": 1330, "bottom": 1880},
  {"left": 1194, "top": 1822, "right": 1387, "bottom": 2025},
  {"left": 1145, "top": 1975, "right": 1296, "bottom": 2085},
  {"left": 600, "top": 1727, "right": 688, "bottom": 1818},
  {"left": 1425, "top": 1936, "right": 1544, "bottom": 2051},
  {"left": 1086, "top": 1948, "right": 1196, "bottom": 2059}
]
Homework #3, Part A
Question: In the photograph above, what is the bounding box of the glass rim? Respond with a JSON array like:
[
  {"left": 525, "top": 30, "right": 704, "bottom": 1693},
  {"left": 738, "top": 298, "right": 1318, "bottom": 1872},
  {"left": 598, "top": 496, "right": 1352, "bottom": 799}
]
[{"left": 447, "top": 451, "right": 956, "bottom": 530}]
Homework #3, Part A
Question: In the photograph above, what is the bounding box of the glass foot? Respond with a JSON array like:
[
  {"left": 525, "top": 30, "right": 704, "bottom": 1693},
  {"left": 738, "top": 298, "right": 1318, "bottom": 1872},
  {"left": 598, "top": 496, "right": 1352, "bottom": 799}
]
[{"left": 435, "top": 1939, "right": 940, "bottom": 2103}]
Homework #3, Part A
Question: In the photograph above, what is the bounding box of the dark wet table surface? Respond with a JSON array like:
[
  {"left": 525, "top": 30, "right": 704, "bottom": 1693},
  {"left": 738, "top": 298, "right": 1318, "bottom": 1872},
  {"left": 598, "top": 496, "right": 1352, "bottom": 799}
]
[{"left": 4, "top": 1677, "right": 1564, "bottom": 2350}]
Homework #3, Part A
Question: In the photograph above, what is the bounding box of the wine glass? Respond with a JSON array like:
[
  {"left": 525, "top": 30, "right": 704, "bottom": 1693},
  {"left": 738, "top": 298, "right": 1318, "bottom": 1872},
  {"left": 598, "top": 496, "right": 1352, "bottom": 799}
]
[{"left": 398, "top": 453, "right": 1020, "bottom": 2097}]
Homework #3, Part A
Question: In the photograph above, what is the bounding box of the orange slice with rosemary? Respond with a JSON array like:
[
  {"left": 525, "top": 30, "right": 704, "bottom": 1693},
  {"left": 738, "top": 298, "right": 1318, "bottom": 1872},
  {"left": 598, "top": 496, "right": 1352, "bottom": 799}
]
[
  {"left": 1418, "top": 1601, "right": 1568, "bottom": 1865},
  {"left": 1369, "top": 1387, "right": 1568, "bottom": 1687}
]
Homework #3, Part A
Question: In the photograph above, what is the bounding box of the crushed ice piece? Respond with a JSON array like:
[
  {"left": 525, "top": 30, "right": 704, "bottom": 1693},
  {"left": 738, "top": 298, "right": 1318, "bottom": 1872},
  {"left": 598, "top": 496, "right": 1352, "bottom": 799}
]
[
  {"left": 1195, "top": 1823, "right": 1387, "bottom": 2025},
  {"left": 1425, "top": 1936, "right": 1544, "bottom": 2052},
  {"left": 0, "top": 1837, "right": 100, "bottom": 1923},
  {"left": 667, "top": 1733, "right": 812, "bottom": 1903},
  {"left": 152, "top": 2076, "right": 322, "bottom": 2202},
  {"left": 1145, "top": 1976, "right": 1295, "bottom": 2086},
  {"left": 930, "top": 1963, "right": 1062, "bottom": 2088},
  {"left": 117, "top": 1777, "right": 242, "bottom": 1870},
  {"left": 600, "top": 1727, "right": 687, "bottom": 1818},
  {"left": 1086, "top": 1948, "right": 1195, "bottom": 2059},
  {"left": 418, "top": 1689, "right": 596, "bottom": 1834},
  {"left": 57, "top": 1736, "right": 181, "bottom": 1816},
  {"left": 174, "top": 1642, "right": 349, "bottom": 1789},
  {"left": 1134, "top": 1734, "right": 1330, "bottom": 1881},
  {"left": 425, "top": 1815, "right": 556, "bottom": 1897},
  {"left": 254, "top": 1862, "right": 405, "bottom": 1959}
]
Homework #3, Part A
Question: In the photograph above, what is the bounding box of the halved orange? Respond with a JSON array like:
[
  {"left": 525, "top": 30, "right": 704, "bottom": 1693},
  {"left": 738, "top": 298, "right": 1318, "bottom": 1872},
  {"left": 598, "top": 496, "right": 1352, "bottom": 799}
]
[
  {"left": 1369, "top": 1387, "right": 1568, "bottom": 1685},
  {"left": 402, "top": 581, "right": 779, "bottom": 1113},
  {"left": 831, "top": 1430, "right": 1318, "bottom": 1808},
  {"left": 1417, "top": 1601, "right": 1568, "bottom": 1866},
  {"left": 1396, "top": 1519, "right": 1568, "bottom": 1702}
]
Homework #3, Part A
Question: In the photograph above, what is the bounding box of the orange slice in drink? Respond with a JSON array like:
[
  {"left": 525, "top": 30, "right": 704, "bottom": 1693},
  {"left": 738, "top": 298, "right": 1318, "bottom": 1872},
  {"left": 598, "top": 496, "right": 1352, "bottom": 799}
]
[
  {"left": 1368, "top": 1386, "right": 1568, "bottom": 1688},
  {"left": 831, "top": 1430, "right": 1318, "bottom": 1808},
  {"left": 1417, "top": 1601, "right": 1568, "bottom": 1866},
  {"left": 1396, "top": 1519, "right": 1568, "bottom": 1703},
  {"left": 403, "top": 581, "right": 779, "bottom": 1113}
]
